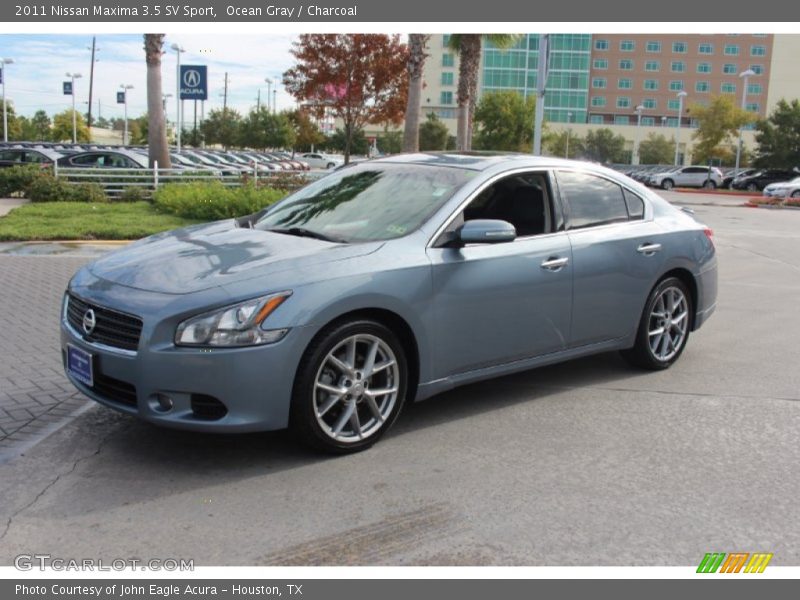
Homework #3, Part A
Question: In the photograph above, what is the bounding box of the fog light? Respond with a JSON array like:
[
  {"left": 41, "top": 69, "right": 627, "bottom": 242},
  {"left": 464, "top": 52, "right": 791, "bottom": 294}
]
[{"left": 155, "top": 393, "right": 173, "bottom": 412}]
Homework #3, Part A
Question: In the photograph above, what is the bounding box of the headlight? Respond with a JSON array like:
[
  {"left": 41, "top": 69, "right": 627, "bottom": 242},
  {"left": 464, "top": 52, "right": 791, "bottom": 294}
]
[{"left": 175, "top": 291, "right": 291, "bottom": 347}]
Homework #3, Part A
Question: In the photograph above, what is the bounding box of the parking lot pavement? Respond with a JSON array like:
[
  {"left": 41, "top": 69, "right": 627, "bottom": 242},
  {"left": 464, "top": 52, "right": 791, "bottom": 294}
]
[{"left": 0, "top": 199, "right": 799, "bottom": 566}]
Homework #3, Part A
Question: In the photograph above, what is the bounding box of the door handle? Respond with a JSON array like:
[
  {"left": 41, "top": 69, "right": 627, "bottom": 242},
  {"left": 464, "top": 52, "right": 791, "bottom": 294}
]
[
  {"left": 637, "top": 243, "right": 662, "bottom": 255},
  {"left": 541, "top": 256, "right": 569, "bottom": 271}
]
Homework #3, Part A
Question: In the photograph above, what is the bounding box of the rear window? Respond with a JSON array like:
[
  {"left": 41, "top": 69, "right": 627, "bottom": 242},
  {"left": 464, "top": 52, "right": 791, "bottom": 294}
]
[{"left": 557, "top": 171, "right": 630, "bottom": 229}]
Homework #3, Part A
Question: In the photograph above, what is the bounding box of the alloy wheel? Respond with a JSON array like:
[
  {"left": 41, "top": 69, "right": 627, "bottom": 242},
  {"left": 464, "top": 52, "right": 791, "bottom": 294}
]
[{"left": 647, "top": 286, "right": 689, "bottom": 362}]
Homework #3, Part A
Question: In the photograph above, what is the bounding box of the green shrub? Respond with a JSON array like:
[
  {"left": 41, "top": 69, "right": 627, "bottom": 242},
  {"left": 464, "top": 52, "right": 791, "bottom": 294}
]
[
  {"left": 118, "top": 186, "right": 148, "bottom": 202},
  {"left": 0, "top": 165, "right": 44, "bottom": 197},
  {"left": 153, "top": 181, "right": 285, "bottom": 220},
  {"left": 69, "top": 182, "right": 108, "bottom": 203},
  {"left": 27, "top": 174, "right": 74, "bottom": 202}
]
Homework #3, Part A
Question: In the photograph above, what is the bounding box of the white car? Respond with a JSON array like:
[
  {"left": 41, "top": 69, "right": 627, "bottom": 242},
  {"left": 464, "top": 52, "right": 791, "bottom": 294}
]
[
  {"left": 300, "top": 152, "right": 342, "bottom": 169},
  {"left": 763, "top": 176, "right": 800, "bottom": 198},
  {"left": 649, "top": 166, "right": 723, "bottom": 190}
]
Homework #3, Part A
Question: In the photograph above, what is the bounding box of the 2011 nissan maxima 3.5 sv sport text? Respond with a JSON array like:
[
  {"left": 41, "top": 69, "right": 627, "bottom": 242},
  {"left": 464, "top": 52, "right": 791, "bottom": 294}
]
[{"left": 61, "top": 153, "right": 717, "bottom": 453}]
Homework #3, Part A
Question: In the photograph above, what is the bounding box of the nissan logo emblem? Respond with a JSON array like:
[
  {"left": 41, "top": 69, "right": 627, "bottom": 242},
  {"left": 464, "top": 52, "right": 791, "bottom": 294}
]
[{"left": 82, "top": 309, "right": 96, "bottom": 335}]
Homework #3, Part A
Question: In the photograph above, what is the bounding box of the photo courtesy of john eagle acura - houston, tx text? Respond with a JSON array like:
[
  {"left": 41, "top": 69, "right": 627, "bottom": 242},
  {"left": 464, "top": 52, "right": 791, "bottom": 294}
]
[{"left": 61, "top": 153, "right": 717, "bottom": 453}]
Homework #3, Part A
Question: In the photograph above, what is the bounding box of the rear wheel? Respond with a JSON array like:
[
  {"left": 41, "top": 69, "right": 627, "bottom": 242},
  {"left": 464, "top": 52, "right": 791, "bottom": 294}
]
[
  {"left": 661, "top": 179, "right": 674, "bottom": 191},
  {"left": 747, "top": 182, "right": 758, "bottom": 192},
  {"left": 290, "top": 320, "right": 407, "bottom": 453},
  {"left": 622, "top": 277, "right": 692, "bottom": 370},
  {"left": 703, "top": 180, "right": 717, "bottom": 190}
]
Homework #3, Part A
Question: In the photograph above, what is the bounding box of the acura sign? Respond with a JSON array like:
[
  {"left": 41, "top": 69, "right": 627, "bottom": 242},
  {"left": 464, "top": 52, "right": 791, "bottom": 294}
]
[{"left": 179, "top": 65, "right": 208, "bottom": 100}]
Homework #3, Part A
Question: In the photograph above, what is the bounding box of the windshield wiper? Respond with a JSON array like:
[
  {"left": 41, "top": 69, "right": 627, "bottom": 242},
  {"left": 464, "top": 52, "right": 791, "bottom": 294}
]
[{"left": 267, "top": 227, "right": 347, "bottom": 243}]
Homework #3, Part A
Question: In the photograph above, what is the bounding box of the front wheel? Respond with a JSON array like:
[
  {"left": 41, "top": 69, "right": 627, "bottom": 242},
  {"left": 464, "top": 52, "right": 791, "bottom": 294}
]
[
  {"left": 791, "top": 190, "right": 800, "bottom": 198},
  {"left": 326, "top": 162, "right": 336, "bottom": 169},
  {"left": 290, "top": 320, "right": 407, "bottom": 453},
  {"left": 703, "top": 180, "right": 717, "bottom": 190},
  {"left": 621, "top": 277, "right": 692, "bottom": 370},
  {"left": 747, "top": 183, "right": 758, "bottom": 192}
]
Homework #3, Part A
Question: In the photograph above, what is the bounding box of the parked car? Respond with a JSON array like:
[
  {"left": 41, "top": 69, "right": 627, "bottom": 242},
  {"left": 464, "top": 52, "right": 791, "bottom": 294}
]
[
  {"left": 0, "top": 147, "right": 63, "bottom": 168},
  {"left": 720, "top": 168, "right": 758, "bottom": 189},
  {"left": 731, "top": 169, "right": 797, "bottom": 192},
  {"left": 763, "top": 176, "right": 800, "bottom": 199},
  {"left": 57, "top": 149, "right": 149, "bottom": 169},
  {"left": 649, "top": 166, "right": 723, "bottom": 190},
  {"left": 301, "top": 152, "right": 342, "bottom": 169},
  {"left": 61, "top": 154, "right": 717, "bottom": 453}
]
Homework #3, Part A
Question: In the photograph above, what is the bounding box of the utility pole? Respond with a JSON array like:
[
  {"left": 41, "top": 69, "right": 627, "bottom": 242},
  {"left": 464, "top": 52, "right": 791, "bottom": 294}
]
[
  {"left": 257, "top": 88, "right": 261, "bottom": 111},
  {"left": 222, "top": 72, "right": 229, "bottom": 149},
  {"left": 87, "top": 37, "right": 98, "bottom": 138}
]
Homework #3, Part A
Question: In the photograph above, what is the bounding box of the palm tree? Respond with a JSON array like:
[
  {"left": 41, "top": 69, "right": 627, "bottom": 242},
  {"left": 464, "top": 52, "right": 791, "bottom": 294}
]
[
  {"left": 448, "top": 34, "right": 520, "bottom": 151},
  {"left": 402, "top": 34, "right": 430, "bottom": 153},
  {"left": 144, "top": 34, "right": 171, "bottom": 169}
]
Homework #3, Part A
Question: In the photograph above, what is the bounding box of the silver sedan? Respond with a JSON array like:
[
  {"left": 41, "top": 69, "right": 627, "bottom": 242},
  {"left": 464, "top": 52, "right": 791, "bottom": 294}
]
[{"left": 61, "top": 154, "right": 717, "bottom": 453}]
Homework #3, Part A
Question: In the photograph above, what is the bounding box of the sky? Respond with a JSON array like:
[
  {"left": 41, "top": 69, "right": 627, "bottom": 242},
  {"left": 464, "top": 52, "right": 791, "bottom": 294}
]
[{"left": 0, "top": 33, "right": 299, "bottom": 123}]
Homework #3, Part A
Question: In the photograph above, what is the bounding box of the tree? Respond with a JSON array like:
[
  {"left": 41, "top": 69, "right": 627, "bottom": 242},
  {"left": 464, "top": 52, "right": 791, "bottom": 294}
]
[
  {"left": 283, "top": 34, "right": 408, "bottom": 164},
  {"left": 545, "top": 129, "right": 584, "bottom": 159},
  {"left": 419, "top": 113, "right": 449, "bottom": 151},
  {"left": 0, "top": 100, "right": 22, "bottom": 140},
  {"left": 638, "top": 133, "right": 675, "bottom": 165},
  {"left": 322, "top": 128, "right": 369, "bottom": 156},
  {"left": 402, "top": 34, "right": 430, "bottom": 153},
  {"left": 689, "top": 95, "right": 753, "bottom": 165},
  {"left": 377, "top": 128, "right": 402, "bottom": 155},
  {"left": 94, "top": 116, "right": 110, "bottom": 129},
  {"left": 144, "top": 34, "right": 171, "bottom": 168},
  {"left": 287, "top": 109, "right": 325, "bottom": 152},
  {"left": 583, "top": 128, "right": 627, "bottom": 163},
  {"left": 129, "top": 115, "right": 149, "bottom": 145},
  {"left": 473, "top": 90, "right": 536, "bottom": 151},
  {"left": 201, "top": 108, "right": 242, "bottom": 149},
  {"left": 753, "top": 99, "right": 800, "bottom": 169},
  {"left": 31, "top": 110, "right": 52, "bottom": 141},
  {"left": 51, "top": 109, "right": 89, "bottom": 142},
  {"left": 447, "top": 34, "right": 519, "bottom": 151},
  {"left": 239, "top": 108, "right": 296, "bottom": 150}
]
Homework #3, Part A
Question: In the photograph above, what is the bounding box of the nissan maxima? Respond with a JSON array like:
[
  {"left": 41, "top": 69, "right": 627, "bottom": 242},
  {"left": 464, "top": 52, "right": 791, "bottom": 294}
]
[{"left": 61, "top": 153, "right": 717, "bottom": 453}]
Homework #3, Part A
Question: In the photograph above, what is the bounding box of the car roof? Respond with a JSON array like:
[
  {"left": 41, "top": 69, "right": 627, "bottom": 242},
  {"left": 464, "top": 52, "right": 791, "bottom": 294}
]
[{"left": 370, "top": 151, "right": 607, "bottom": 172}]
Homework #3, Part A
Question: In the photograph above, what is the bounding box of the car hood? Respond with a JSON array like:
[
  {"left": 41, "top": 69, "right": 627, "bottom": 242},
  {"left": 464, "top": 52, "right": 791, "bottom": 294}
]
[{"left": 88, "top": 220, "right": 382, "bottom": 294}]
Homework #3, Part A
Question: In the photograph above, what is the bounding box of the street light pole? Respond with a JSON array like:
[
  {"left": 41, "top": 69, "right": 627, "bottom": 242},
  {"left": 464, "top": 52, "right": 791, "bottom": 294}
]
[
  {"left": 66, "top": 72, "right": 83, "bottom": 143},
  {"left": 264, "top": 78, "right": 272, "bottom": 113},
  {"left": 120, "top": 84, "right": 133, "bottom": 145},
  {"left": 171, "top": 43, "right": 185, "bottom": 151},
  {"left": 633, "top": 104, "right": 644, "bottom": 165},
  {"left": 565, "top": 111, "right": 572, "bottom": 158},
  {"left": 735, "top": 69, "right": 756, "bottom": 171},
  {"left": 674, "top": 90, "right": 688, "bottom": 166},
  {"left": 272, "top": 88, "right": 277, "bottom": 114},
  {"left": 1, "top": 58, "right": 15, "bottom": 143}
]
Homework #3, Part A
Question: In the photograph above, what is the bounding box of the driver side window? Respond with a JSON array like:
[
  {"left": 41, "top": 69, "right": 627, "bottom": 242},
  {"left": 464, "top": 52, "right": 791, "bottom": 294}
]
[{"left": 460, "top": 172, "right": 554, "bottom": 238}]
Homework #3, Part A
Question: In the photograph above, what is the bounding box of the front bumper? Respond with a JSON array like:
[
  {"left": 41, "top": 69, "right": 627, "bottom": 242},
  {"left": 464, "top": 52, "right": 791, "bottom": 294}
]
[{"left": 61, "top": 294, "right": 315, "bottom": 433}]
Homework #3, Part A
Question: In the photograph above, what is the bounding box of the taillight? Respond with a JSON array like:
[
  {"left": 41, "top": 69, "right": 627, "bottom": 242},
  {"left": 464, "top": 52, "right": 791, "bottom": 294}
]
[{"left": 703, "top": 227, "right": 715, "bottom": 248}]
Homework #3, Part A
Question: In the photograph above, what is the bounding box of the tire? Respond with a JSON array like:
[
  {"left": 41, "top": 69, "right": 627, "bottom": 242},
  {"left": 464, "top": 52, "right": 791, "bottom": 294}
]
[
  {"left": 661, "top": 179, "right": 674, "bottom": 191},
  {"left": 703, "top": 180, "right": 717, "bottom": 190},
  {"left": 621, "top": 277, "right": 693, "bottom": 370},
  {"left": 747, "top": 183, "right": 758, "bottom": 192},
  {"left": 290, "top": 319, "right": 408, "bottom": 453},
  {"left": 326, "top": 163, "right": 336, "bottom": 169},
  {"left": 791, "top": 190, "right": 800, "bottom": 198}
]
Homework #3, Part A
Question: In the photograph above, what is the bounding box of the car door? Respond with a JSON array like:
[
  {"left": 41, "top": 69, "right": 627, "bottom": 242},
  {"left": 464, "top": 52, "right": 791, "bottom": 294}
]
[
  {"left": 427, "top": 170, "right": 573, "bottom": 378},
  {"left": 555, "top": 169, "right": 665, "bottom": 347}
]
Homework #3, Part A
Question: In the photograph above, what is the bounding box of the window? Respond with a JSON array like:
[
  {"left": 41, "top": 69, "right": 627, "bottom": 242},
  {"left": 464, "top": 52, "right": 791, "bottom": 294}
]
[
  {"left": 723, "top": 63, "right": 737, "bottom": 74},
  {"left": 619, "top": 59, "right": 633, "bottom": 70},
  {"left": 666, "top": 117, "right": 678, "bottom": 127},
  {"left": 624, "top": 190, "right": 645, "bottom": 219},
  {"left": 593, "top": 58, "right": 608, "bottom": 70},
  {"left": 557, "top": 171, "right": 631, "bottom": 229},
  {"left": 721, "top": 82, "right": 736, "bottom": 94},
  {"left": 618, "top": 78, "right": 632, "bottom": 89},
  {"left": 646, "top": 41, "right": 661, "bottom": 53},
  {"left": 442, "top": 53, "right": 454, "bottom": 67},
  {"left": 698, "top": 43, "right": 714, "bottom": 55},
  {"left": 442, "top": 34, "right": 451, "bottom": 47},
  {"left": 441, "top": 72, "right": 454, "bottom": 86},
  {"left": 589, "top": 115, "right": 605, "bottom": 124},
  {"left": 672, "top": 41, "right": 688, "bottom": 53},
  {"left": 697, "top": 62, "right": 712, "bottom": 73},
  {"left": 724, "top": 44, "right": 740, "bottom": 56},
  {"left": 751, "top": 45, "right": 767, "bottom": 56},
  {"left": 750, "top": 64, "right": 764, "bottom": 75},
  {"left": 644, "top": 79, "right": 659, "bottom": 91},
  {"left": 695, "top": 81, "right": 710, "bottom": 93},
  {"left": 645, "top": 60, "right": 660, "bottom": 72},
  {"left": 643, "top": 98, "right": 657, "bottom": 109},
  {"left": 671, "top": 61, "right": 686, "bottom": 73},
  {"left": 746, "top": 102, "right": 760, "bottom": 112},
  {"left": 669, "top": 80, "right": 684, "bottom": 91},
  {"left": 616, "top": 97, "right": 631, "bottom": 109},
  {"left": 614, "top": 115, "right": 630, "bottom": 125},
  {"left": 620, "top": 40, "right": 635, "bottom": 52},
  {"left": 440, "top": 91, "right": 454, "bottom": 105},
  {"left": 641, "top": 116, "right": 656, "bottom": 126},
  {"left": 591, "top": 96, "right": 607, "bottom": 107},
  {"left": 748, "top": 83, "right": 763, "bottom": 94},
  {"left": 594, "top": 39, "right": 609, "bottom": 51},
  {"left": 667, "top": 99, "right": 680, "bottom": 110},
  {"left": 592, "top": 77, "right": 607, "bottom": 89}
]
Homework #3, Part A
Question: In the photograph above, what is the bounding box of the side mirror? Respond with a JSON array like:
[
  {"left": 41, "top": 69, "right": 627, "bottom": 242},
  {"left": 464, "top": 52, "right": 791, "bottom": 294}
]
[{"left": 457, "top": 219, "right": 517, "bottom": 244}]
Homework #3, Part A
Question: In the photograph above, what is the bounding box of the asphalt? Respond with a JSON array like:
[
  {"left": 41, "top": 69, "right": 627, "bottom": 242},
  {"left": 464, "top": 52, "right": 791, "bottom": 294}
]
[{"left": 0, "top": 196, "right": 798, "bottom": 566}]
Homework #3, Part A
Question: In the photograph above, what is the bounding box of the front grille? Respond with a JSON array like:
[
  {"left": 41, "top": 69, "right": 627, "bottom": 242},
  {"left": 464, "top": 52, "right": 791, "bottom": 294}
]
[
  {"left": 191, "top": 394, "right": 228, "bottom": 420},
  {"left": 92, "top": 372, "right": 138, "bottom": 407},
  {"left": 67, "top": 294, "right": 143, "bottom": 352}
]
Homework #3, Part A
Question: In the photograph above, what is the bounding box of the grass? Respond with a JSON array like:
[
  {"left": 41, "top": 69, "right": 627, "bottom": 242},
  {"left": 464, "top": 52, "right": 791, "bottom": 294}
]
[{"left": 0, "top": 202, "right": 203, "bottom": 241}]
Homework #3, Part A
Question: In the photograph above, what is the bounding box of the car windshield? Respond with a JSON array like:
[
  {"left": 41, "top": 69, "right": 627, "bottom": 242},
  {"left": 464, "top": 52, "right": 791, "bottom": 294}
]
[{"left": 255, "top": 163, "right": 474, "bottom": 243}]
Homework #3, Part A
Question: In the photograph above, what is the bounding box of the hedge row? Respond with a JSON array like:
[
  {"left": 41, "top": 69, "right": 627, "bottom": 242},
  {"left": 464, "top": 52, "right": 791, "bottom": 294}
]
[
  {"left": 0, "top": 165, "right": 108, "bottom": 203},
  {"left": 152, "top": 181, "right": 286, "bottom": 221}
]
